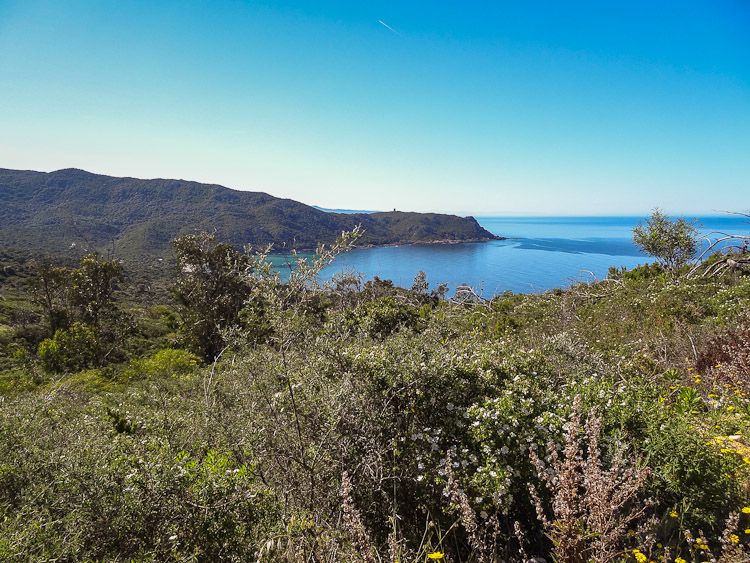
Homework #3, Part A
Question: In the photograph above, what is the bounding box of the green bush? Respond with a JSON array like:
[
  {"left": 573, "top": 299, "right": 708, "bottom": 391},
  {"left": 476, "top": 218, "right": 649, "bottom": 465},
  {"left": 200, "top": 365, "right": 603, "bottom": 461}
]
[
  {"left": 342, "top": 296, "right": 422, "bottom": 340},
  {"left": 121, "top": 348, "right": 200, "bottom": 382},
  {"left": 37, "top": 323, "right": 100, "bottom": 374}
]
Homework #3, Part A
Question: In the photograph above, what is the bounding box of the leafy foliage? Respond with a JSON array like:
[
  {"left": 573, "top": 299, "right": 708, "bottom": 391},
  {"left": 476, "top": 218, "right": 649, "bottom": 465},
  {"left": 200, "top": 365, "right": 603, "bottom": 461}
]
[
  {"left": 120, "top": 348, "right": 200, "bottom": 383},
  {"left": 633, "top": 208, "right": 700, "bottom": 271},
  {"left": 37, "top": 323, "right": 100, "bottom": 374},
  {"left": 172, "top": 232, "right": 254, "bottom": 362},
  {"left": 66, "top": 253, "right": 124, "bottom": 331}
]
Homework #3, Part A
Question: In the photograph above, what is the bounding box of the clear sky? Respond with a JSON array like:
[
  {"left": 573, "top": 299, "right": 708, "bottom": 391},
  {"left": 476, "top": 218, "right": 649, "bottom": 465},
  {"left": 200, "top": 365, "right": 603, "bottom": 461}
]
[{"left": 1, "top": 1, "right": 748, "bottom": 215}]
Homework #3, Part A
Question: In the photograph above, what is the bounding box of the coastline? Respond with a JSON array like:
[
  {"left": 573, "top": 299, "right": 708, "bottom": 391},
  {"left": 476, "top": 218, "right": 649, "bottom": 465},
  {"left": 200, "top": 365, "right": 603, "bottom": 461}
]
[
  {"left": 353, "top": 235, "right": 504, "bottom": 249},
  {"left": 283, "top": 235, "right": 505, "bottom": 254}
]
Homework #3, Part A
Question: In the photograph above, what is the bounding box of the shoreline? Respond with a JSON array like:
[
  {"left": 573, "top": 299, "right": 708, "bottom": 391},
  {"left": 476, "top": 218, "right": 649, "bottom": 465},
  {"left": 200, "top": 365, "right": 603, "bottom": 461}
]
[{"left": 283, "top": 235, "right": 505, "bottom": 254}]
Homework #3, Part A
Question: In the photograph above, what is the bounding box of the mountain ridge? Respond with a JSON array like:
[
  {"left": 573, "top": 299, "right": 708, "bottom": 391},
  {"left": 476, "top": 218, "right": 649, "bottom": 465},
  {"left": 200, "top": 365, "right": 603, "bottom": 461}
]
[{"left": 0, "top": 168, "right": 500, "bottom": 263}]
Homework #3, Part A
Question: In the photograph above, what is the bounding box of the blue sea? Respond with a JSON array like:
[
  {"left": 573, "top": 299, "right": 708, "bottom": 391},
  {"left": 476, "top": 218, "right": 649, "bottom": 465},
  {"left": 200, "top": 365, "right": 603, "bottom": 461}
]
[{"left": 302, "top": 216, "right": 749, "bottom": 296}]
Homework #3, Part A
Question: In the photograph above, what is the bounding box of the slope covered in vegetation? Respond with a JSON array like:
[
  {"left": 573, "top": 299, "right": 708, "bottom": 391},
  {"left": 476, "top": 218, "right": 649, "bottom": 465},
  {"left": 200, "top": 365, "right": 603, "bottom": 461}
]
[
  {"left": 0, "top": 168, "right": 498, "bottom": 263},
  {"left": 1, "top": 225, "right": 750, "bottom": 562}
]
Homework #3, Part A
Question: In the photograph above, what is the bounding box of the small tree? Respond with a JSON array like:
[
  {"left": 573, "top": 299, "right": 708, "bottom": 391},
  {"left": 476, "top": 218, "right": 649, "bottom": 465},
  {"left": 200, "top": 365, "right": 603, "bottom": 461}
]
[
  {"left": 28, "top": 254, "right": 127, "bottom": 368},
  {"left": 28, "top": 261, "right": 72, "bottom": 334},
  {"left": 68, "top": 253, "right": 124, "bottom": 332},
  {"left": 632, "top": 208, "right": 699, "bottom": 271},
  {"left": 30, "top": 253, "right": 124, "bottom": 334},
  {"left": 172, "top": 233, "right": 253, "bottom": 362}
]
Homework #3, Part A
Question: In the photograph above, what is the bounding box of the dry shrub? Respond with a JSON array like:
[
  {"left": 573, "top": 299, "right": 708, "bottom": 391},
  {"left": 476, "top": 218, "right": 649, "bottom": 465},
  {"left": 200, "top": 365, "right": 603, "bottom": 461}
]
[
  {"left": 696, "top": 323, "right": 750, "bottom": 389},
  {"left": 717, "top": 511, "right": 750, "bottom": 563},
  {"left": 528, "top": 395, "right": 653, "bottom": 563},
  {"left": 444, "top": 451, "right": 499, "bottom": 562},
  {"left": 340, "top": 471, "right": 377, "bottom": 563}
]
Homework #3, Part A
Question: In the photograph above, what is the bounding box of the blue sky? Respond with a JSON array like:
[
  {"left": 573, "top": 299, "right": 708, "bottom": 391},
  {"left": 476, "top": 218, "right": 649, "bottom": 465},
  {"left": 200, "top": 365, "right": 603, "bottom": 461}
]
[{"left": 1, "top": 1, "right": 748, "bottom": 215}]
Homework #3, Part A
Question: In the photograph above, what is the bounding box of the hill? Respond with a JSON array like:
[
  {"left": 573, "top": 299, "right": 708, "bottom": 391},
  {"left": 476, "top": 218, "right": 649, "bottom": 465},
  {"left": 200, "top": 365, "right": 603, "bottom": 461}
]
[{"left": 0, "top": 168, "right": 499, "bottom": 262}]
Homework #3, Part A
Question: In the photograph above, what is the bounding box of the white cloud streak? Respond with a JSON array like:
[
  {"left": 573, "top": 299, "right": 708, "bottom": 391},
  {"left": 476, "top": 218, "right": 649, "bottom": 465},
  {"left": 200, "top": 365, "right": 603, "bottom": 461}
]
[{"left": 378, "top": 20, "right": 400, "bottom": 35}]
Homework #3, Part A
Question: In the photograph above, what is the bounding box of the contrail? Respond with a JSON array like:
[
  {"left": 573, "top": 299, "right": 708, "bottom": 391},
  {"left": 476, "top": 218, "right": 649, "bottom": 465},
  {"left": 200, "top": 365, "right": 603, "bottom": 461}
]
[{"left": 378, "top": 20, "right": 400, "bottom": 35}]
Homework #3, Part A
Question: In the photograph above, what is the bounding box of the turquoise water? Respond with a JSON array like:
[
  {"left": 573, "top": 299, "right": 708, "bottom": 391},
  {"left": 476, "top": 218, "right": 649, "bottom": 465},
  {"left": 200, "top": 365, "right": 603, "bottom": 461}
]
[{"left": 298, "top": 216, "right": 749, "bottom": 296}]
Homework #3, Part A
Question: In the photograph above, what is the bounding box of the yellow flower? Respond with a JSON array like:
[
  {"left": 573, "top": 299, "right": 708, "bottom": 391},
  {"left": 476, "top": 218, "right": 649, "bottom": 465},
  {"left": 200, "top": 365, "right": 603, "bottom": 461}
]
[
  {"left": 427, "top": 553, "right": 444, "bottom": 560},
  {"left": 743, "top": 507, "right": 750, "bottom": 514},
  {"left": 730, "top": 534, "right": 740, "bottom": 543},
  {"left": 632, "top": 549, "right": 647, "bottom": 563},
  {"left": 670, "top": 510, "right": 678, "bottom": 518},
  {"left": 745, "top": 528, "right": 750, "bottom": 534},
  {"left": 675, "top": 559, "right": 687, "bottom": 563},
  {"left": 694, "top": 541, "right": 709, "bottom": 550}
]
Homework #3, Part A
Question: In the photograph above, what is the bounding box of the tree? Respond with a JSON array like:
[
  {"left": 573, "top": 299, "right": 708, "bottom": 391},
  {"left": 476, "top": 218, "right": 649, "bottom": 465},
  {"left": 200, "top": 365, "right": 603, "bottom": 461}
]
[
  {"left": 30, "top": 253, "right": 127, "bottom": 371},
  {"left": 28, "top": 261, "right": 72, "bottom": 334},
  {"left": 30, "top": 253, "right": 124, "bottom": 334},
  {"left": 172, "top": 228, "right": 363, "bottom": 362},
  {"left": 67, "top": 253, "right": 124, "bottom": 332},
  {"left": 172, "top": 233, "right": 253, "bottom": 362},
  {"left": 632, "top": 208, "right": 699, "bottom": 271}
]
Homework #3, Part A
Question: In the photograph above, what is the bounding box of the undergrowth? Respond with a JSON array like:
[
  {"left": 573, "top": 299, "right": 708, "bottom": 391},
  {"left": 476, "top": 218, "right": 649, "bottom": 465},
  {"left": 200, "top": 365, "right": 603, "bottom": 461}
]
[{"left": 1, "top": 245, "right": 750, "bottom": 561}]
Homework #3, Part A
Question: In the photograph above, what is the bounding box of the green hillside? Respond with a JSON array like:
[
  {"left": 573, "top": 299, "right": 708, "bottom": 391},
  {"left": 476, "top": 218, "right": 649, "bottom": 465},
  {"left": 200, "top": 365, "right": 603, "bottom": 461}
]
[{"left": 0, "top": 168, "right": 498, "bottom": 262}]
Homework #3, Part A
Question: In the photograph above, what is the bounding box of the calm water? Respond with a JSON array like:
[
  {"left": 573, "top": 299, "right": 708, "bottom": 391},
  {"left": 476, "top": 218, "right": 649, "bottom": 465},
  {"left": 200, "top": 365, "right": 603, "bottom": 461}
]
[{"left": 296, "top": 216, "right": 749, "bottom": 296}]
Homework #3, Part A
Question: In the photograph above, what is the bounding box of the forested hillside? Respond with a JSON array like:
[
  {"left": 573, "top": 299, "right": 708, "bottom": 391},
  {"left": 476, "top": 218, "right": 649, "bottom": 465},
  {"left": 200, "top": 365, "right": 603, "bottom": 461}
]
[
  {"left": 0, "top": 168, "right": 498, "bottom": 262},
  {"left": 1, "top": 220, "right": 750, "bottom": 562}
]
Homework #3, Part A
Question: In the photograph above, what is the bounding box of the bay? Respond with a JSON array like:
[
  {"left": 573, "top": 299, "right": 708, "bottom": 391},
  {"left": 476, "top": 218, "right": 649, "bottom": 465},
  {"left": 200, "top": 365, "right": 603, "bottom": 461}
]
[{"left": 292, "top": 216, "right": 750, "bottom": 296}]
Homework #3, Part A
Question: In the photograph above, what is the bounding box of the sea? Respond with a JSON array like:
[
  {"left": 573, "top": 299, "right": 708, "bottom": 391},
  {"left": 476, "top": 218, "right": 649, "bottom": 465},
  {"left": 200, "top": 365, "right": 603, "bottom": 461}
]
[{"left": 283, "top": 216, "right": 750, "bottom": 297}]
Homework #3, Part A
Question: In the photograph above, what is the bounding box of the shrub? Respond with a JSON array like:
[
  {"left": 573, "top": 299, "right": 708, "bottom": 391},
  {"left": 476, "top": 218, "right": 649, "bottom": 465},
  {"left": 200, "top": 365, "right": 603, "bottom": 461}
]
[
  {"left": 527, "top": 395, "right": 652, "bottom": 563},
  {"left": 696, "top": 322, "right": 750, "bottom": 390},
  {"left": 342, "top": 296, "right": 422, "bottom": 340},
  {"left": 120, "top": 348, "right": 200, "bottom": 382},
  {"left": 37, "top": 323, "right": 100, "bottom": 374}
]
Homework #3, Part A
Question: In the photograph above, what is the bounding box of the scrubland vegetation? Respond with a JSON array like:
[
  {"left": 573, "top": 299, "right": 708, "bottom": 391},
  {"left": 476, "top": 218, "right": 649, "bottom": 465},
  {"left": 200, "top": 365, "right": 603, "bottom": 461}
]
[{"left": 1, "top": 216, "right": 750, "bottom": 562}]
